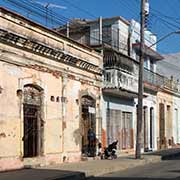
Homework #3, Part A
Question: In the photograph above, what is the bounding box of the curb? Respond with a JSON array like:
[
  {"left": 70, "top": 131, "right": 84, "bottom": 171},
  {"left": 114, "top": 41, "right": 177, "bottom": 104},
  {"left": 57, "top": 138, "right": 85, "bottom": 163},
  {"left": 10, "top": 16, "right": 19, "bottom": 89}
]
[
  {"left": 162, "top": 152, "right": 180, "bottom": 160},
  {"left": 84, "top": 155, "right": 162, "bottom": 177}
]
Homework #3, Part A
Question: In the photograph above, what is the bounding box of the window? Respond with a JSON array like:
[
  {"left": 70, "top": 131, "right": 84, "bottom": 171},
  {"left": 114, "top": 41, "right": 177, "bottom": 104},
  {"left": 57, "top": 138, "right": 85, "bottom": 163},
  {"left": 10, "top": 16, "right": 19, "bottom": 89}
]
[
  {"left": 90, "top": 25, "right": 99, "bottom": 45},
  {"left": 104, "top": 72, "right": 111, "bottom": 82},
  {"left": 102, "top": 25, "right": 111, "bottom": 46},
  {"left": 144, "top": 59, "right": 148, "bottom": 68},
  {"left": 150, "top": 59, "right": 154, "bottom": 72}
]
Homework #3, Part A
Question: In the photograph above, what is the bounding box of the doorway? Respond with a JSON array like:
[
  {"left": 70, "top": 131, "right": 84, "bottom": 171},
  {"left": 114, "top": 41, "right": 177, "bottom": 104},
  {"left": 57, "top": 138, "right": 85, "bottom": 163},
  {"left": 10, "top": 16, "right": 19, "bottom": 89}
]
[
  {"left": 122, "top": 112, "right": 133, "bottom": 149},
  {"left": 159, "top": 103, "right": 165, "bottom": 149},
  {"left": 143, "top": 106, "right": 148, "bottom": 151},
  {"left": 150, "top": 107, "right": 154, "bottom": 149},
  {"left": 81, "top": 95, "right": 96, "bottom": 156},
  {"left": 23, "top": 84, "right": 43, "bottom": 158},
  {"left": 107, "top": 110, "right": 133, "bottom": 150}
]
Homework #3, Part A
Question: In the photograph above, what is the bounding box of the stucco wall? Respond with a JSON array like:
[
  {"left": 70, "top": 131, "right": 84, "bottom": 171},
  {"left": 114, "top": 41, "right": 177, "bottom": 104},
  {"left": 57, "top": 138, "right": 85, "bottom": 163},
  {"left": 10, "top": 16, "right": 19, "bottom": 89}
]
[
  {"left": 135, "top": 93, "right": 157, "bottom": 150},
  {"left": 157, "top": 91, "right": 173, "bottom": 148},
  {"left": 0, "top": 8, "right": 102, "bottom": 171},
  {"left": 172, "top": 96, "right": 180, "bottom": 144}
]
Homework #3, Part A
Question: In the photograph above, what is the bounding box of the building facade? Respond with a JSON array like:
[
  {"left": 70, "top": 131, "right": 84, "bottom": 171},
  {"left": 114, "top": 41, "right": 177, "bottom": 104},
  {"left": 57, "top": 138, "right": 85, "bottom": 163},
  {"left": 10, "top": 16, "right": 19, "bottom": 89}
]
[
  {"left": 57, "top": 17, "right": 140, "bottom": 152},
  {"left": 0, "top": 7, "right": 103, "bottom": 171},
  {"left": 157, "top": 53, "right": 180, "bottom": 148},
  {"left": 55, "top": 16, "right": 180, "bottom": 153},
  {"left": 130, "top": 19, "right": 164, "bottom": 151}
]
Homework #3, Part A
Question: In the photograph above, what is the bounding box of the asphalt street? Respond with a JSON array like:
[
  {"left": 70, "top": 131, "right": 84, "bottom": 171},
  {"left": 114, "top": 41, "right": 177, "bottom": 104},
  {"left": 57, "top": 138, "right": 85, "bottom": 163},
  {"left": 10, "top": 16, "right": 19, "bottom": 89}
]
[{"left": 90, "top": 158, "right": 180, "bottom": 180}]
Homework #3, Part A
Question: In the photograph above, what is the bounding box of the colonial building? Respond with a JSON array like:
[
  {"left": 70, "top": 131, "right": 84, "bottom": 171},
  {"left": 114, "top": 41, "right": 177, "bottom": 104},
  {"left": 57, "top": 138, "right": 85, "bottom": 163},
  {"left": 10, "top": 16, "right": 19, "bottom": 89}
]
[
  {"left": 157, "top": 53, "right": 180, "bottom": 148},
  {"left": 56, "top": 16, "right": 180, "bottom": 153},
  {"left": 56, "top": 17, "right": 139, "bottom": 152},
  {"left": 130, "top": 19, "right": 164, "bottom": 151},
  {"left": 0, "top": 7, "right": 103, "bottom": 171}
]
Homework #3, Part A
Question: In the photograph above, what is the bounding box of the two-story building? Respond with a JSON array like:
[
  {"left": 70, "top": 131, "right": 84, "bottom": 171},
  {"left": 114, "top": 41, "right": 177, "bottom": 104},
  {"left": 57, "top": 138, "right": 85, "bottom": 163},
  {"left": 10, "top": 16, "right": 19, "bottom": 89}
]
[
  {"left": 57, "top": 17, "right": 139, "bottom": 152},
  {"left": 130, "top": 19, "right": 164, "bottom": 151},
  {"left": 56, "top": 16, "right": 179, "bottom": 153}
]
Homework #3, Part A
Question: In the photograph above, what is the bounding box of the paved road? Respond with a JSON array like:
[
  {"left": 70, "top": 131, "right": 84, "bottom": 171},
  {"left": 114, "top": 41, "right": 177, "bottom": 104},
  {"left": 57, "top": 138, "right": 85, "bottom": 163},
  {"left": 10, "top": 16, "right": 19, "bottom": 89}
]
[{"left": 90, "top": 158, "right": 180, "bottom": 180}]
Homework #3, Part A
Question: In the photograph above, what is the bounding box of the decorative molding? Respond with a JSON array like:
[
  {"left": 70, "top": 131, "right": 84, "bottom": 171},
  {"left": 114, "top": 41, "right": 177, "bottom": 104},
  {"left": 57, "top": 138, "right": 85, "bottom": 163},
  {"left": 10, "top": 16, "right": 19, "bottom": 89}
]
[{"left": 0, "top": 28, "right": 102, "bottom": 75}]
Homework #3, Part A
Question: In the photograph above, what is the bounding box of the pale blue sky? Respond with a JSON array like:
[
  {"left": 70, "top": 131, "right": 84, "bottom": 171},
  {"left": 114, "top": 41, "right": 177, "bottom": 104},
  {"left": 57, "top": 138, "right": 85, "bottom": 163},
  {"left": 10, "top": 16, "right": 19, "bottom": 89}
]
[{"left": 1, "top": 0, "right": 180, "bottom": 54}]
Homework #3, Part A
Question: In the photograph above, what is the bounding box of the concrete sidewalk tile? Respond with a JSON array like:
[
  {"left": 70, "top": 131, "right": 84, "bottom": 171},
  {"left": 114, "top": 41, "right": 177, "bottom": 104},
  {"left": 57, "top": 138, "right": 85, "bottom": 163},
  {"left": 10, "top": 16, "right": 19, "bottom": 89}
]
[
  {"left": 1, "top": 149, "right": 180, "bottom": 179},
  {"left": 39, "top": 154, "right": 162, "bottom": 178}
]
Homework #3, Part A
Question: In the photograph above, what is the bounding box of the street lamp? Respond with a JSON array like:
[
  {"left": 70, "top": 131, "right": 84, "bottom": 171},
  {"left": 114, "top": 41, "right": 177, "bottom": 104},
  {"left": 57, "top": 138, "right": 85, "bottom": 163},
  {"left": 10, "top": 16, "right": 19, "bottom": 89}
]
[
  {"left": 136, "top": 29, "right": 180, "bottom": 159},
  {"left": 149, "top": 30, "right": 180, "bottom": 48}
]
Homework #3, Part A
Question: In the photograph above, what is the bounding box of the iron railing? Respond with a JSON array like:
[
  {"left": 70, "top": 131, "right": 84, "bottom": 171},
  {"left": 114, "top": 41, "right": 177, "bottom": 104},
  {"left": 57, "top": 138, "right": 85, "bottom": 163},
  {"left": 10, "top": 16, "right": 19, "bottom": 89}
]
[
  {"left": 103, "top": 68, "right": 180, "bottom": 93},
  {"left": 143, "top": 68, "right": 164, "bottom": 87},
  {"left": 144, "top": 68, "right": 180, "bottom": 92}
]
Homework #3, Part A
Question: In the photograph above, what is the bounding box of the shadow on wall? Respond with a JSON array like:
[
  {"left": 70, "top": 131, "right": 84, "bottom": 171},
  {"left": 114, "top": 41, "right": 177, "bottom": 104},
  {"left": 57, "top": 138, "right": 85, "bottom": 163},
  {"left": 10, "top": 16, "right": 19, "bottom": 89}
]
[{"left": 73, "top": 128, "right": 81, "bottom": 146}]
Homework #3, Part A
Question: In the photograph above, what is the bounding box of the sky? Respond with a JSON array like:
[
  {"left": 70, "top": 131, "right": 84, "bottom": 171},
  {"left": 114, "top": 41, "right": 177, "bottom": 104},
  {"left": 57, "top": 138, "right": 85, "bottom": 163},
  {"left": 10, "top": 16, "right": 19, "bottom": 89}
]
[{"left": 1, "top": 0, "right": 180, "bottom": 55}]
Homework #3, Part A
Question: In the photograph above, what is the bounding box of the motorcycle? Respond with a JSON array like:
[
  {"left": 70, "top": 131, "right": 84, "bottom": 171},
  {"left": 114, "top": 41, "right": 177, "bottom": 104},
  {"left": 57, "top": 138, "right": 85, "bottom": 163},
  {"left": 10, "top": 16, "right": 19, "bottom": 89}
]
[{"left": 103, "top": 140, "right": 118, "bottom": 160}]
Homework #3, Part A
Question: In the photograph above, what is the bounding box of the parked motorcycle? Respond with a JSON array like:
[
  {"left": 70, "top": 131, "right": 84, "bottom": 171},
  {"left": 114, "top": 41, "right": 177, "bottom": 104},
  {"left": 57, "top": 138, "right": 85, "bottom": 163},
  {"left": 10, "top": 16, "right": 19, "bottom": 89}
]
[{"left": 103, "top": 140, "right": 118, "bottom": 160}]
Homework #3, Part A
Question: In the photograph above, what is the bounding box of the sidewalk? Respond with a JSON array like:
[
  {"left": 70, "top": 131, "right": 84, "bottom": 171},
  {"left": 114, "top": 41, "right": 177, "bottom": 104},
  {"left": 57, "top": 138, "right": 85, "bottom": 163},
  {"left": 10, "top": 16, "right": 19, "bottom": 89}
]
[
  {"left": 1, "top": 148, "right": 180, "bottom": 180},
  {"left": 39, "top": 154, "right": 161, "bottom": 178}
]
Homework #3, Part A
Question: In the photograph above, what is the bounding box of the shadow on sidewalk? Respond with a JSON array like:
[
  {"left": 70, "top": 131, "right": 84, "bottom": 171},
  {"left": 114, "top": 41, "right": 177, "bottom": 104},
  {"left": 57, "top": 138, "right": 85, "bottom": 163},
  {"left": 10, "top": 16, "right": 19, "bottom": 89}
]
[
  {"left": 90, "top": 176, "right": 180, "bottom": 180},
  {"left": 0, "top": 168, "right": 85, "bottom": 180},
  {"left": 144, "top": 148, "right": 180, "bottom": 160}
]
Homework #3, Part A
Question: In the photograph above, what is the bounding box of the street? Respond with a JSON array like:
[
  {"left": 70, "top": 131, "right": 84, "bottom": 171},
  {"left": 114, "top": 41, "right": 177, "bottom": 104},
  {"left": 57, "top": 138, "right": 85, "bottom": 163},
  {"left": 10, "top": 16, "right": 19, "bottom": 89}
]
[{"left": 90, "top": 157, "right": 180, "bottom": 180}]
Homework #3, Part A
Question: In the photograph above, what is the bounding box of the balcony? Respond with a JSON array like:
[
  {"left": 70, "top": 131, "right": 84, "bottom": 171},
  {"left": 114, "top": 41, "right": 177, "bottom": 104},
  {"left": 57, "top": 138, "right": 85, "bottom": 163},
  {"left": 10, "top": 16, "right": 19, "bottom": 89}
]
[
  {"left": 144, "top": 68, "right": 180, "bottom": 93},
  {"left": 143, "top": 68, "right": 164, "bottom": 87},
  {"left": 103, "top": 69, "right": 138, "bottom": 98}
]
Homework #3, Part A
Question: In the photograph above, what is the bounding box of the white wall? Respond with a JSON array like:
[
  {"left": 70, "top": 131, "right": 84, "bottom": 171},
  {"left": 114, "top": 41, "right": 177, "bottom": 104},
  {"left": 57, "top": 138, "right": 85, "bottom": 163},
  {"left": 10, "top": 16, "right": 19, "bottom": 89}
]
[
  {"left": 135, "top": 94, "right": 157, "bottom": 150},
  {"left": 173, "top": 96, "right": 180, "bottom": 144}
]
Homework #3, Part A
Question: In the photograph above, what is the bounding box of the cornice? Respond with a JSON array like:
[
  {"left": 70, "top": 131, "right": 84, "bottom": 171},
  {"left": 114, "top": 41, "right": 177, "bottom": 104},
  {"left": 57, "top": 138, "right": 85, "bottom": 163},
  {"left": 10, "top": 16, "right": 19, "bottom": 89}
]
[{"left": 0, "top": 28, "right": 102, "bottom": 75}]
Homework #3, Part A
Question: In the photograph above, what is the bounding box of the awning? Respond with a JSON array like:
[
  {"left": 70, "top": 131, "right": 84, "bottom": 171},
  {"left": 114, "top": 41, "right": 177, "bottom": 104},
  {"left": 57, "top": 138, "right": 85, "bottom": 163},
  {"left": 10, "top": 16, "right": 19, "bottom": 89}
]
[{"left": 132, "top": 43, "right": 164, "bottom": 60}]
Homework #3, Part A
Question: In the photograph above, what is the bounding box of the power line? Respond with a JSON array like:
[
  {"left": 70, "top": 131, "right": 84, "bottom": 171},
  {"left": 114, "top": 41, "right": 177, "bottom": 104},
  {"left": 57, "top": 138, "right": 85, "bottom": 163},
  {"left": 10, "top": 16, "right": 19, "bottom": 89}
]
[
  {"left": 61, "top": 0, "right": 97, "bottom": 18},
  {"left": 115, "top": 0, "right": 139, "bottom": 18},
  {"left": 3, "top": 0, "right": 131, "bottom": 53}
]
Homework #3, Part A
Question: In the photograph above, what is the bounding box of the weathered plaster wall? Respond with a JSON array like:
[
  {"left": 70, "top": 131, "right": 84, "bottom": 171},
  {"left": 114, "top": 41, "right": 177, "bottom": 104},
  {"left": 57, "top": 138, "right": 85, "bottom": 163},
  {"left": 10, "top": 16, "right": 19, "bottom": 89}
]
[
  {"left": 157, "top": 91, "right": 173, "bottom": 148},
  {"left": 0, "top": 8, "right": 102, "bottom": 171},
  {"left": 172, "top": 96, "right": 180, "bottom": 144}
]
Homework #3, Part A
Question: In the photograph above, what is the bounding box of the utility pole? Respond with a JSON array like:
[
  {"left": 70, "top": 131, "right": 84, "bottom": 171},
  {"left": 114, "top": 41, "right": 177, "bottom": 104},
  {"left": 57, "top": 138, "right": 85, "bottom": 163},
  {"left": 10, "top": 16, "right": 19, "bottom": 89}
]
[
  {"left": 99, "top": 16, "right": 102, "bottom": 45},
  {"left": 67, "top": 22, "right": 70, "bottom": 38},
  {"left": 135, "top": 0, "right": 146, "bottom": 159}
]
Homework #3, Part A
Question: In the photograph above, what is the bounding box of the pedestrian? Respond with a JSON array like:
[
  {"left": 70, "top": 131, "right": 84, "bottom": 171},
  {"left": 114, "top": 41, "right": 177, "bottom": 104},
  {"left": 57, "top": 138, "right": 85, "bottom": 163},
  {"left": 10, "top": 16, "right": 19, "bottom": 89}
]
[{"left": 87, "top": 128, "right": 96, "bottom": 157}]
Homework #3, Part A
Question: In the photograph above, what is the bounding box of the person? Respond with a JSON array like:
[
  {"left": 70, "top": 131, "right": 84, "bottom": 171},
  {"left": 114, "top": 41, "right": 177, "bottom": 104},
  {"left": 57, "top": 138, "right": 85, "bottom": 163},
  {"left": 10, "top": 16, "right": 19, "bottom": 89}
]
[
  {"left": 97, "top": 141, "right": 103, "bottom": 158},
  {"left": 87, "top": 128, "right": 96, "bottom": 157},
  {"left": 104, "top": 140, "right": 118, "bottom": 159}
]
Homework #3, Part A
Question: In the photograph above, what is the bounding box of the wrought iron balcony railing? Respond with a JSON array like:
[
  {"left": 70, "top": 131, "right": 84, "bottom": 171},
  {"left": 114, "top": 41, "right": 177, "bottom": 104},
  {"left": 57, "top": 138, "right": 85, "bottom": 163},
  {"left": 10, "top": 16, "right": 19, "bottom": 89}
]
[
  {"left": 143, "top": 68, "right": 180, "bottom": 92},
  {"left": 143, "top": 68, "right": 164, "bottom": 87},
  {"left": 103, "top": 68, "right": 180, "bottom": 93}
]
